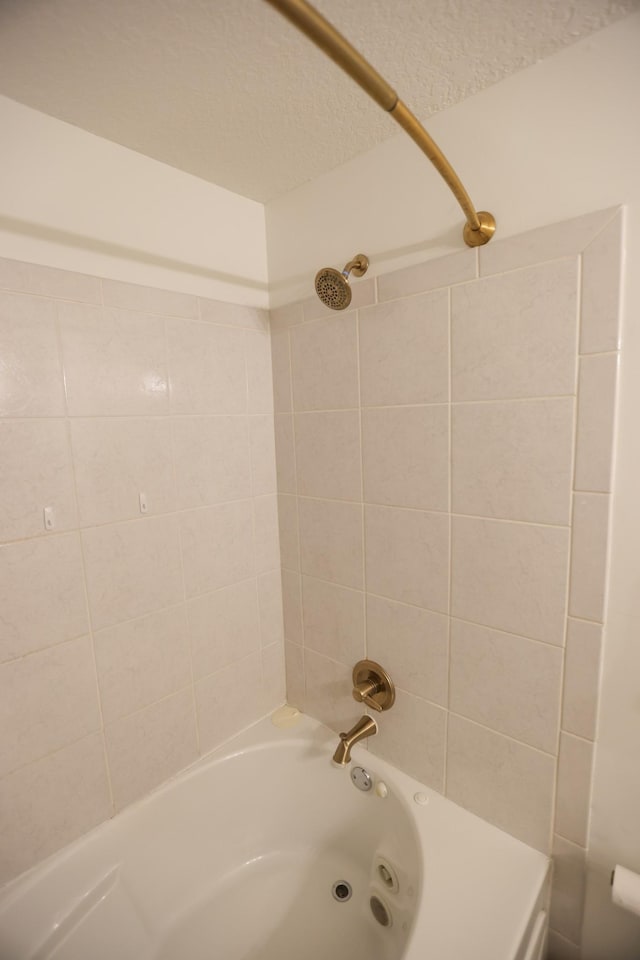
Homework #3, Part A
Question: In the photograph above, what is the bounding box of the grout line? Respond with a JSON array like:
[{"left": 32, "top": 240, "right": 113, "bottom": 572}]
[
  {"left": 68, "top": 487, "right": 115, "bottom": 809},
  {"left": 0, "top": 496, "right": 277, "bottom": 548},
  {"left": 0, "top": 284, "right": 263, "bottom": 330},
  {"left": 547, "top": 928, "right": 582, "bottom": 951},
  {"left": 549, "top": 255, "right": 583, "bottom": 856},
  {"left": 447, "top": 711, "right": 559, "bottom": 760},
  {"left": 0, "top": 575, "right": 282, "bottom": 669},
  {"left": 444, "top": 285, "right": 453, "bottom": 795},
  {"left": 287, "top": 496, "right": 572, "bottom": 530},
  {"left": 285, "top": 325, "right": 306, "bottom": 706},
  {"left": 0, "top": 729, "right": 113, "bottom": 787},
  {"left": 1, "top": 392, "right": 595, "bottom": 422},
  {"left": 243, "top": 363, "right": 267, "bottom": 691},
  {"left": 166, "top": 313, "right": 201, "bottom": 758},
  {"left": 0, "top": 412, "right": 276, "bottom": 421},
  {"left": 552, "top": 831, "right": 588, "bottom": 852},
  {"left": 97, "top": 684, "right": 196, "bottom": 735},
  {"left": 356, "top": 308, "right": 368, "bottom": 662},
  {"left": 477, "top": 251, "right": 581, "bottom": 282},
  {"left": 53, "top": 290, "right": 115, "bottom": 813}
]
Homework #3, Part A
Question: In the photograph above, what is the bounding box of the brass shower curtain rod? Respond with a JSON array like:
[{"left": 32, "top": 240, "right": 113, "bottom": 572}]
[{"left": 264, "top": 0, "right": 496, "bottom": 247}]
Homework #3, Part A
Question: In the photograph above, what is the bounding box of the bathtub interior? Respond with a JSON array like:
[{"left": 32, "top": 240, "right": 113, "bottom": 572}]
[{"left": 0, "top": 721, "right": 422, "bottom": 960}]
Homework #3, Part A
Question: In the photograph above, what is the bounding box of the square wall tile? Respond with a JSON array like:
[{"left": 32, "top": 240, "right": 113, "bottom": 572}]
[
  {"left": 167, "top": 319, "right": 246, "bottom": 414},
  {"left": 285, "top": 641, "right": 305, "bottom": 708},
  {"left": 274, "top": 414, "right": 296, "bottom": 494},
  {"left": 547, "top": 931, "right": 581, "bottom": 960},
  {"left": 0, "top": 534, "right": 88, "bottom": 663},
  {"left": 245, "top": 330, "right": 274, "bottom": 414},
  {"left": 71, "top": 417, "right": 175, "bottom": 526},
  {"left": 550, "top": 835, "right": 587, "bottom": 944},
  {"left": 0, "top": 257, "right": 101, "bottom": 303},
  {"left": 82, "top": 516, "right": 183, "bottom": 630},
  {"left": 102, "top": 279, "right": 198, "bottom": 318},
  {"left": 262, "top": 642, "right": 286, "bottom": 713},
  {"left": 359, "top": 291, "right": 449, "bottom": 406},
  {"left": 269, "top": 301, "right": 303, "bottom": 330},
  {"left": 187, "top": 579, "right": 260, "bottom": 680},
  {"left": 299, "top": 498, "right": 363, "bottom": 589},
  {"left": 249, "top": 415, "right": 278, "bottom": 497},
  {"left": 362, "top": 405, "right": 448, "bottom": 511},
  {"left": 446, "top": 715, "right": 555, "bottom": 852},
  {"left": 253, "top": 495, "right": 281, "bottom": 574},
  {"left": 365, "top": 505, "right": 449, "bottom": 612},
  {"left": 451, "top": 258, "right": 578, "bottom": 401},
  {"left": 277, "top": 494, "right": 299, "bottom": 571},
  {"left": 478, "top": 208, "right": 617, "bottom": 278},
  {"left": 580, "top": 210, "right": 623, "bottom": 354},
  {"left": 377, "top": 249, "right": 476, "bottom": 302},
  {"left": 452, "top": 398, "right": 574, "bottom": 524},
  {"left": 0, "top": 292, "right": 64, "bottom": 417},
  {"left": 452, "top": 517, "right": 569, "bottom": 645},
  {"left": 59, "top": 304, "right": 169, "bottom": 416},
  {"left": 271, "top": 327, "right": 293, "bottom": 413},
  {"left": 574, "top": 354, "right": 617, "bottom": 493},
  {"left": 291, "top": 314, "right": 359, "bottom": 411},
  {"left": 94, "top": 606, "right": 191, "bottom": 722},
  {"left": 0, "top": 636, "right": 101, "bottom": 778},
  {"left": 562, "top": 619, "right": 602, "bottom": 741},
  {"left": 555, "top": 732, "right": 593, "bottom": 846},
  {"left": 0, "top": 419, "right": 77, "bottom": 542},
  {"left": 172, "top": 415, "right": 252, "bottom": 509},
  {"left": 105, "top": 689, "right": 198, "bottom": 810},
  {"left": 199, "top": 298, "right": 268, "bottom": 332},
  {"left": 366, "top": 595, "right": 448, "bottom": 706},
  {"left": 0, "top": 734, "right": 111, "bottom": 886},
  {"left": 258, "top": 569, "right": 284, "bottom": 648},
  {"left": 180, "top": 501, "right": 254, "bottom": 598},
  {"left": 282, "top": 569, "right": 303, "bottom": 644},
  {"left": 303, "top": 649, "right": 362, "bottom": 735},
  {"left": 450, "top": 619, "right": 562, "bottom": 752},
  {"left": 196, "top": 653, "right": 263, "bottom": 754},
  {"left": 369, "top": 691, "right": 446, "bottom": 792},
  {"left": 569, "top": 493, "right": 610, "bottom": 623},
  {"left": 295, "top": 411, "right": 361, "bottom": 501},
  {"left": 302, "top": 576, "right": 364, "bottom": 665}
]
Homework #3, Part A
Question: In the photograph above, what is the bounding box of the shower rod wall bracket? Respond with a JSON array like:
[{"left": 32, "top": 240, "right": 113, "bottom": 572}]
[
  {"left": 264, "top": 0, "right": 496, "bottom": 248},
  {"left": 463, "top": 211, "right": 496, "bottom": 247}
]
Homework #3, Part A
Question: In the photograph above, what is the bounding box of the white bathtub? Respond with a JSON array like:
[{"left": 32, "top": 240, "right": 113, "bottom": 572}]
[{"left": 0, "top": 713, "right": 550, "bottom": 960}]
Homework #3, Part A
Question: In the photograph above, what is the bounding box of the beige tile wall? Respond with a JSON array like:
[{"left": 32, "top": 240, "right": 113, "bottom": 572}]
[
  {"left": 272, "top": 208, "right": 623, "bottom": 959},
  {"left": 0, "top": 261, "right": 285, "bottom": 886}
]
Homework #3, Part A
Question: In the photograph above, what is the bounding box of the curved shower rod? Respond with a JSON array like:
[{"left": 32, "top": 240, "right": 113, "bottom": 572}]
[{"left": 264, "top": 0, "right": 496, "bottom": 247}]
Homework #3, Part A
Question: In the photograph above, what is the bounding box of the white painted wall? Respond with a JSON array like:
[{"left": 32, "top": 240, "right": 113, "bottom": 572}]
[
  {"left": 0, "top": 95, "right": 268, "bottom": 306},
  {"left": 266, "top": 14, "right": 640, "bottom": 958}
]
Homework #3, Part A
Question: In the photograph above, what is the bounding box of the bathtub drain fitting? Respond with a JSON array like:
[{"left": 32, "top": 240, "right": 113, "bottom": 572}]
[{"left": 332, "top": 881, "right": 352, "bottom": 902}]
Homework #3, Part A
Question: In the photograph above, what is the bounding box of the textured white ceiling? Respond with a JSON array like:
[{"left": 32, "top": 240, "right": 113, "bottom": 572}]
[{"left": 0, "top": 0, "right": 636, "bottom": 202}]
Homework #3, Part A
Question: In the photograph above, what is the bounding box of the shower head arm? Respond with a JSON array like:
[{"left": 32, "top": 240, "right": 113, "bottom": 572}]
[
  {"left": 263, "top": 0, "right": 495, "bottom": 247},
  {"left": 343, "top": 255, "right": 369, "bottom": 278}
]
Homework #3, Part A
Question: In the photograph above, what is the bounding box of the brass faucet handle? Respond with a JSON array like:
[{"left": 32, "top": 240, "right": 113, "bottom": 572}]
[
  {"left": 352, "top": 660, "right": 395, "bottom": 712},
  {"left": 352, "top": 679, "right": 384, "bottom": 711}
]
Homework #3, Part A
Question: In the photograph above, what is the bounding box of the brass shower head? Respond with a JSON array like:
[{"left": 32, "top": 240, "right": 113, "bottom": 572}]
[{"left": 314, "top": 254, "right": 369, "bottom": 311}]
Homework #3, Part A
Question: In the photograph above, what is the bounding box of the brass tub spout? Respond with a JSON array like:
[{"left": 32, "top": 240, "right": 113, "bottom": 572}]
[{"left": 332, "top": 715, "right": 378, "bottom": 765}]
